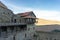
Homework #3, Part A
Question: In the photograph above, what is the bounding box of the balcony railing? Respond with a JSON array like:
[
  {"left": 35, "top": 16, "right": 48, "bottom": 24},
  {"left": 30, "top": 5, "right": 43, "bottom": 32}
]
[{"left": 0, "top": 23, "right": 26, "bottom": 26}]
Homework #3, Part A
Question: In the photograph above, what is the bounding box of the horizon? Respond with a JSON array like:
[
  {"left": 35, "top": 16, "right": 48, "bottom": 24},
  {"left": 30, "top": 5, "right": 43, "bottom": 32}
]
[{"left": 0, "top": 0, "right": 60, "bottom": 21}]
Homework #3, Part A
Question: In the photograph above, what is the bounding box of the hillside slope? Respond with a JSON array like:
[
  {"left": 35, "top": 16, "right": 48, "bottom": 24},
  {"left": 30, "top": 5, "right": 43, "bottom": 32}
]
[{"left": 35, "top": 18, "right": 60, "bottom": 25}]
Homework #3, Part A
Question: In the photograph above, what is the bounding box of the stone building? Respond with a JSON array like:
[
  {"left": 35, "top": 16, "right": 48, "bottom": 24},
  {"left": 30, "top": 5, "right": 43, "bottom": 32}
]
[
  {"left": 35, "top": 24, "right": 60, "bottom": 40},
  {"left": 0, "top": 1, "right": 36, "bottom": 40},
  {"left": 17, "top": 11, "right": 36, "bottom": 40}
]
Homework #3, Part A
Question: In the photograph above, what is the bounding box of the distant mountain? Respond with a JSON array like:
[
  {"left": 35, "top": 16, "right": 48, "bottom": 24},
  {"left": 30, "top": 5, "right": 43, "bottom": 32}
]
[{"left": 35, "top": 18, "right": 60, "bottom": 25}]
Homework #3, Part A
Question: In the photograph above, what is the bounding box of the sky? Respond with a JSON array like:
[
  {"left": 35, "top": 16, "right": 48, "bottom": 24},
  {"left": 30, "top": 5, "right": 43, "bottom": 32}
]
[{"left": 0, "top": 0, "right": 60, "bottom": 21}]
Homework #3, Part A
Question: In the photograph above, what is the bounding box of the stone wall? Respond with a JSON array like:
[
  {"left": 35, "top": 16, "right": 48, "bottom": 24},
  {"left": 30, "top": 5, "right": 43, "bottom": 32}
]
[
  {"left": 36, "top": 32, "right": 60, "bottom": 40},
  {"left": 0, "top": 7, "right": 14, "bottom": 23}
]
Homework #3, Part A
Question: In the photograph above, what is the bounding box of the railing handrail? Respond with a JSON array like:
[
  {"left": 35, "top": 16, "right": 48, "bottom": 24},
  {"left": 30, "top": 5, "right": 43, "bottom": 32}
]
[{"left": 0, "top": 23, "right": 26, "bottom": 26}]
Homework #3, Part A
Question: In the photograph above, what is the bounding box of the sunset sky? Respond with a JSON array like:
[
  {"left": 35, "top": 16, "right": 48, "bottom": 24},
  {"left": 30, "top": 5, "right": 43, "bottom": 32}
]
[{"left": 1, "top": 0, "right": 60, "bottom": 21}]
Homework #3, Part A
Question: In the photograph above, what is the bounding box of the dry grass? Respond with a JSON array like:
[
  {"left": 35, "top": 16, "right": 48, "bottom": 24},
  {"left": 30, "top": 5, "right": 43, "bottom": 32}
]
[{"left": 35, "top": 18, "right": 60, "bottom": 26}]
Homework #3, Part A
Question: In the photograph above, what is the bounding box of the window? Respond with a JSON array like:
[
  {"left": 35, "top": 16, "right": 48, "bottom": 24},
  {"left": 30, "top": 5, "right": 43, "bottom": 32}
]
[
  {"left": 3, "top": 12, "right": 5, "bottom": 14},
  {"left": 1, "top": 27, "right": 7, "bottom": 32},
  {"left": 27, "top": 18, "right": 30, "bottom": 22},
  {"left": 30, "top": 18, "right": 32, "bottom": 22},
  {"left": 54, "top": 39, "right": 56, "bottom": 40},
  {"left": 8, "top": 13, "right": 9, "bottom": 14},
  {"left": 33, "top": 27, "right": 35, "bottom": 30},
  {"left": 20, "top": 19, "right": 21, "bottom": 23},
  {"left": 10, "top": 27, "right": 14, "bottom": 30},
  {"left": 14, "top": 19, "right": 16, "bottom": 23},
  {"left": 25, "top": 33, "right": 26, "bottom": 38},
  {"left": 0, "top": 28, "right": 1, "bottom": 37},
  {"left": 28, "top": 28, "right": 30, "bottom": 31},
  {"left": 50, "top": 37, "right": 52, "bottom": 40},
  {"left": 46, "top": 38, "right": 48, "bottom": 40}
]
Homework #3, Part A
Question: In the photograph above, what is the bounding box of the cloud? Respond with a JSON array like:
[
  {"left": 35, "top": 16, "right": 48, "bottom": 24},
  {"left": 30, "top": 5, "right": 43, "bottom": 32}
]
[
  {"left": 7, "top": 5, "right": 60, "bottom": 21},
  {"left": 1, "top": 0, "right": 60, "bottom": 21},
  {"left": 33, "top": 10, "right": 60, "bottom": 20}
]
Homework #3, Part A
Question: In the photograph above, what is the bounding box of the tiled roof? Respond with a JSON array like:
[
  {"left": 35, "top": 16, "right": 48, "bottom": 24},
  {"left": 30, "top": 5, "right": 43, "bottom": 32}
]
[
  {"left": 20, "top": 13, "right": 29, "bottom": 16},
  {"left": 23, "top": 16, "right": 36, "bottom": 18},
  {"left": 18, "top": 11, "right": 33, "bottom": 17},
  {"left": 17, "top": 11, "right": 36, "bottom": 18}
]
